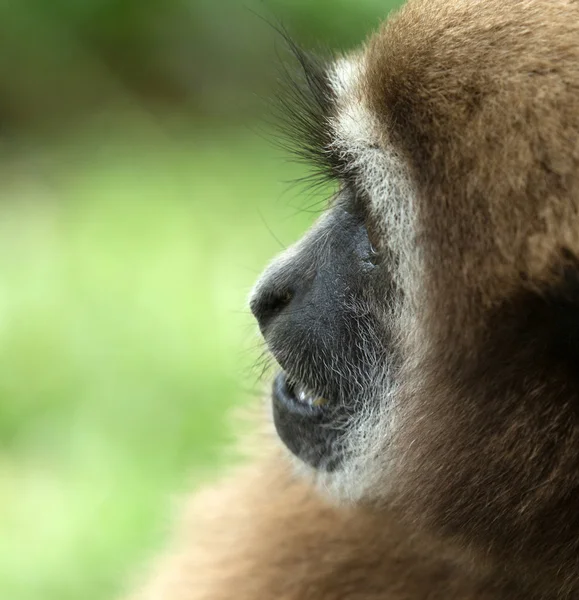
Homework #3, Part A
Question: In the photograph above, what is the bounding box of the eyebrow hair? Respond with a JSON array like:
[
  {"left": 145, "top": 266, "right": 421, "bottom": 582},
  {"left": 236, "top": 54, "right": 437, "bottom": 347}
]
[{"left": 273, "top": 38, "right": 358, "bottom": 189}]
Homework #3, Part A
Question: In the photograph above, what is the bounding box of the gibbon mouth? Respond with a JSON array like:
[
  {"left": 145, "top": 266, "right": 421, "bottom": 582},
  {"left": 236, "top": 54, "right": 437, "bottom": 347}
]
[
  {"left": 273, "top": 372, "right": 329, "bottom": 416},
  {"left": 272, "top": 371, "right": 340, "bottom": 469}
]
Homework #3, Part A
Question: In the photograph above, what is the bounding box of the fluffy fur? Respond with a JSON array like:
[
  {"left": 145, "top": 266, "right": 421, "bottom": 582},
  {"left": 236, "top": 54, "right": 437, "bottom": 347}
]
[
  {"left": 124, "top": 1, "right": 579, "bottom": 598},
  {"left": 126, "top": 453, "right": 516, "bottom": 600}
]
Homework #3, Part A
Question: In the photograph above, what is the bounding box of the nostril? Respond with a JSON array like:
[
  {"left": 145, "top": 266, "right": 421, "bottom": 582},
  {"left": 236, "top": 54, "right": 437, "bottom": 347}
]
[{"left": 250, "top": 287, "right": 294, "bottom": 332}]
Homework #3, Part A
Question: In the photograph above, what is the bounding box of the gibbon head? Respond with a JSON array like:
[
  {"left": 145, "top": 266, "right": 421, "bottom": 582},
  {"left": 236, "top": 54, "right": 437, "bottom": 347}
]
[{"left": 250, "top": 0, "right": 579, "bottom": 589}]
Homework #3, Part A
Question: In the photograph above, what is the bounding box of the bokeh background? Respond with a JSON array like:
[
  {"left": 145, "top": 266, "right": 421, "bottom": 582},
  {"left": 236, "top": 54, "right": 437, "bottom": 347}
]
[{"left": 0, "top": 1, "right": 402, "bottom": 598}]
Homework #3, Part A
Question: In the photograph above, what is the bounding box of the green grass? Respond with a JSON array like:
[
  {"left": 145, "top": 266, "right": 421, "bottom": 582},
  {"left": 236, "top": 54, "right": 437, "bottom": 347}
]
[{"left": 0, "top": 116, "right": 325, "bottom": 599}]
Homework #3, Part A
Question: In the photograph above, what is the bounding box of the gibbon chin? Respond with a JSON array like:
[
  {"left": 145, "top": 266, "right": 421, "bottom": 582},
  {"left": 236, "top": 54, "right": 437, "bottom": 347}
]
[{"left": 125, "top": 1, "right": 579, "bottom": 598}]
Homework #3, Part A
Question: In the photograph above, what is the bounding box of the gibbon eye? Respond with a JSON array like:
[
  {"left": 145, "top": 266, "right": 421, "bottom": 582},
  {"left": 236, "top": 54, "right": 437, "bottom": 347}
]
[
  {"left": 362, "top": 223, "right": 380, "bottom": 267},
  {"left": 365, "top": 222, "right": 381, "bottom": 263},
  {"left": 351, "top": 191, "right": 381, "bottom": 256},
  {"left": 340, "top": 184, "right": 380, "bottom": 265}
]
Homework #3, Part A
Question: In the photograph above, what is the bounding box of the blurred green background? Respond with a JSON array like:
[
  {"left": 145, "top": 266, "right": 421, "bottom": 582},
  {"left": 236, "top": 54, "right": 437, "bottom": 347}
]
[{"left": 0, "top": 1, "right": 402, "bottom": 598}]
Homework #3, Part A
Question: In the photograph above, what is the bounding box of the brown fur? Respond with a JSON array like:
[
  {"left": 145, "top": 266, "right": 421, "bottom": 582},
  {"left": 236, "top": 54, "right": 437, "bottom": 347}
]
[
  {"left": 362, "top": 1, "right": 579, "bottom": 596},
  {"left": 366, "top": 0, "right": 579, "bottom": 337},
  {"left": 127, "top": 451, "right": 515, "bottom": 600},
  {"left": 125, "top": 1, "right": 579, "bottom": 598}
]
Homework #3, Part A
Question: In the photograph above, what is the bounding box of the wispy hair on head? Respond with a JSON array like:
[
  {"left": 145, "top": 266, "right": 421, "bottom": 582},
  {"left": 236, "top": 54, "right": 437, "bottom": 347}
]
[{"left": 266, "top": 27, "right": 355, "bottom": 196}]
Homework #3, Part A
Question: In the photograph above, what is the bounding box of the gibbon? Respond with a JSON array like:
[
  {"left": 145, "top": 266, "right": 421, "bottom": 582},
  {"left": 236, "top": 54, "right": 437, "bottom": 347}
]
[{"left": 126, "top": 1, "right": 579, "bottom": 598}]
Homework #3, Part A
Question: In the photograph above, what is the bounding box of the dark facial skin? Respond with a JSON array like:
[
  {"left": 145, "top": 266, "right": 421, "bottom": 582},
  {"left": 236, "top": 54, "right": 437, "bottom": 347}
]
[{"left": 250, "top": 190, "right": 394, "bottom": 471}]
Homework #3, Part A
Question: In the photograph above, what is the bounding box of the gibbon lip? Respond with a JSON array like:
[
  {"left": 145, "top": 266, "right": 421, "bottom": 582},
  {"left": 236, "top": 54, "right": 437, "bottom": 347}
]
[{"left": 273, "top": 372, "right": 328, "bottom": 416}]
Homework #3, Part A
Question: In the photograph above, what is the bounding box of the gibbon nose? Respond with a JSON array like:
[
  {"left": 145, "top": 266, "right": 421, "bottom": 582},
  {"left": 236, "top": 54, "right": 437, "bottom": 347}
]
[{"left": 250, "top": 282, "right": 294, "bottom": 334}]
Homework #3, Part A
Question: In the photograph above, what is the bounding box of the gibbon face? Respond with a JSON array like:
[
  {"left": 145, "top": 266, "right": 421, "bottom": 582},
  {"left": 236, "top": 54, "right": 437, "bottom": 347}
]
[
  {"left": 251, "top": 0, "right": 579, "bottom": 585},
  {"left": 251, "top": 186, "right": 397, "bottom": 475}
]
